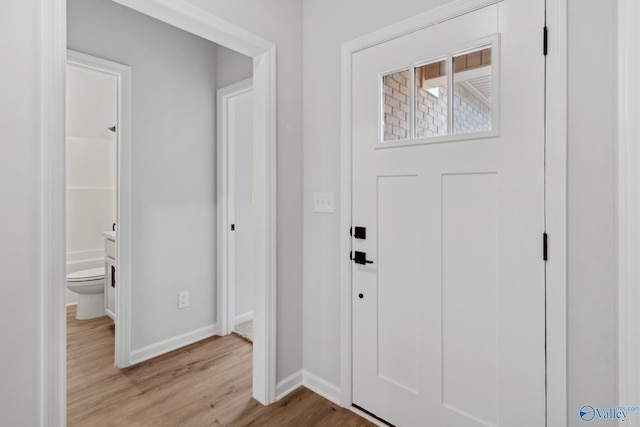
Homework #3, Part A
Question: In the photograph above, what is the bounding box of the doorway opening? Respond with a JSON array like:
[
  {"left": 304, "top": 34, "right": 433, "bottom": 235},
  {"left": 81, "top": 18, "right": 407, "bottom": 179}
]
[
  {"left": 65, "top": 50, "right": 132, "bottom": 368},
  {"left": 43, "top": 0, "right": 278, "bottom": 423},
  {"left": 217, "top": 79, "right": 255, "bottom": 339}
]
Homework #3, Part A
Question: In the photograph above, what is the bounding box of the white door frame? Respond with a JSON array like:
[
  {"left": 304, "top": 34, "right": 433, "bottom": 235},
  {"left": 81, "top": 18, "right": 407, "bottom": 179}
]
[
  {"left": 41, "top": 0, "right": 277, "bottom": 424},
  {"left": 618, "top": 0, "right": 640, "bottom": 415},
  {"left": 339, "top": 0, "right": 567, "bottom": 426},
  {"left": 217, "top": 78, "right": 254, "bottom": 336},
  {"left": 66, "top": 50, "right": 133, "bottom": 370}
]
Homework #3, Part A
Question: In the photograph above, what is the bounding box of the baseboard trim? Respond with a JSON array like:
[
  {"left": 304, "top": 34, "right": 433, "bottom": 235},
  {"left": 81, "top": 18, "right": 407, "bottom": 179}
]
[
  {"left": 130, "top": 323, "right": 218, "bottom": 365},
  {"left": 234, "top": 310, "right": 254, "bottom": 325},
  {"left": 276, "top": 369, "right": 303, "bottom": 400},
  {"left": 302, "top": 370, "right": 342, "bottom": 405}
]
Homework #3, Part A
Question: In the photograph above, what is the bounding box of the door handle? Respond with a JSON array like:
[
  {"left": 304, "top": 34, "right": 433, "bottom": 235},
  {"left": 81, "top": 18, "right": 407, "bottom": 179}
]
[{"left": 351, "top": 251, "right": 373, "bottom": 265}]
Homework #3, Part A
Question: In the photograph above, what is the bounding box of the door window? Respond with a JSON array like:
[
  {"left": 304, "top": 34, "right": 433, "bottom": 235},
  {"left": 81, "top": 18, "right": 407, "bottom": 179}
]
[
  {"left": 414, "top": 59, "right": 448, "bottom": 138},
  {"left": 452, "top": 46, "right": 492, "bottom": 135},
  {"left": 382, "top": 69, "right": 411, "bottom": 142},
  {"left": 379, "top": 39, "right": 498, "bottom": 144}
]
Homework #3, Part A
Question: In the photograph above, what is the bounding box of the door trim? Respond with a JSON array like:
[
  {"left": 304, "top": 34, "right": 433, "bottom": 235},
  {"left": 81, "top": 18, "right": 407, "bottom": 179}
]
[
  {"left": 40, "top": 1, "right": 66, "bottom": 424},
  {"left": 217, "top": 78, "right": 254, "bottom": 336},
  {"left": 618, "top": 0, "right": 640, "bottom": 412},
  {"left": 339, "top": 1, "right": 568, "bottom": 426},
  {"left": 66, "top": 50, "right": 133, "bottom": 370},
  {"left": 41, "top": 1, "right": 278, "bottom": 424}
]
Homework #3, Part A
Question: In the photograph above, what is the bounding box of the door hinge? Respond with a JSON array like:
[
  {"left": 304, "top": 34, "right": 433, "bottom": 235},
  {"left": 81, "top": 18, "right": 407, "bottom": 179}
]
[
  {"left": 543, "top": 26, "right": 548, "bottom": 56},
  {"left": 543, "top": 232, "right": 548, "bottom": 261}
]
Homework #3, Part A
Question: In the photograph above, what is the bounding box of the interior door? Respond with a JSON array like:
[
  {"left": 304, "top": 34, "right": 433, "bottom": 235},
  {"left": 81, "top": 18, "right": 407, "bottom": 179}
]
[
  {"left": 230, "top": 89, "right": 254, "bottom": 329},
  {"left": 351, "top": 2, "right": 545, "bottom": 426}
]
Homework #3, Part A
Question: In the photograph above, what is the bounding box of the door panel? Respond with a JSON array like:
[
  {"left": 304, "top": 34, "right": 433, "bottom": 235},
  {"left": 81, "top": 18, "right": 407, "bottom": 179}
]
[
  {"left": 377, "top": 175, "right": 421, "bottom": 393},
  {"left": 351, "top": 2, "right": 545, "bottom": 426},
  {"left": 442, "top": 172, "right": 498, "bottom": 426}
]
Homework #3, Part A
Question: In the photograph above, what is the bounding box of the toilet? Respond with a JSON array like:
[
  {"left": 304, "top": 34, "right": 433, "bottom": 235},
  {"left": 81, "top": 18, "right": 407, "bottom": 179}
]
[{"left": 66, "top": 267, "right": 106, "bottom": 320}]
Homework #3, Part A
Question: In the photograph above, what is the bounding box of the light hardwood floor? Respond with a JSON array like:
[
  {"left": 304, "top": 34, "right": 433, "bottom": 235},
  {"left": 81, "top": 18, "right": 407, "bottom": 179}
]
[{"left": 67, "top": 306, "right": 374, "bottom": 426}]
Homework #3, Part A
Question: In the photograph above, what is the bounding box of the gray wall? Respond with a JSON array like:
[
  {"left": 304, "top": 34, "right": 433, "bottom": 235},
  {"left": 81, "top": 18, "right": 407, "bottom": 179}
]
[{"left": 567, "top": 0, "right": 618, "bottom": 424}]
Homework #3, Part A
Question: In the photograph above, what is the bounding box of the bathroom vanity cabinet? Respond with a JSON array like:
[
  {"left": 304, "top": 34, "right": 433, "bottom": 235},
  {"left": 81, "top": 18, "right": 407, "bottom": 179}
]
[{"left": 103, "top": 231, "right": 116, "bottom": 320}]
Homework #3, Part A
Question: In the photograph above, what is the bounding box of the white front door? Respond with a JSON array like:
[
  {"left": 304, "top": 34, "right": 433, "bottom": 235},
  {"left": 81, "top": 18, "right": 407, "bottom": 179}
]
[{"left": 351, "top": 2, "right": 545, "bottom": 426}]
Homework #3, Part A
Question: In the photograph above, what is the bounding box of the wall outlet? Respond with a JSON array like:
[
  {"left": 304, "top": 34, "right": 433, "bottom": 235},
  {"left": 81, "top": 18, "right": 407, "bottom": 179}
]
[
  {"left": 313, "top": 192, "right": 335, "bottom": 213},
  {"left": 178, "top": 291, "right": 189, "bottom": 309}
]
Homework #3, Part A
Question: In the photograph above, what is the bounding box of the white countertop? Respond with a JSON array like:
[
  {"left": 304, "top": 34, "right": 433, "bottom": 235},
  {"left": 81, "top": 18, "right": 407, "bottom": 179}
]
[{"left": 102, "top": 230, "right": 116, "bottom": 240}]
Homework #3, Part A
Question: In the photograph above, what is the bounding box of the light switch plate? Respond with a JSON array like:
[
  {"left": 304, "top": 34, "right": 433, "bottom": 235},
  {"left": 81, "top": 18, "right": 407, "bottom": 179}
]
[{"left": 313, "top": 192, "right": 335, "bottom": 213}]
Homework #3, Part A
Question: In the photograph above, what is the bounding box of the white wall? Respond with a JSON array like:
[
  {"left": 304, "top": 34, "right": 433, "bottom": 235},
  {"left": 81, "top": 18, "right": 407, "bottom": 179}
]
[
  {"left": 66, "top": 65, "right": 118, "bottom": 304},
  {"left": 68, "top": 0, "right": 221, "bottom": 350},
  {"left": 181, "top": 0, "right": 304, "bottom": 383},
  {"left": 301, "top": 0, "right": 618, "bottom": 413},
  {"left": 567, "top": 0, "right": 618, "bottom": 424},
  {"left": 0, "top": 1, "right": 43, "bottom": 424}
]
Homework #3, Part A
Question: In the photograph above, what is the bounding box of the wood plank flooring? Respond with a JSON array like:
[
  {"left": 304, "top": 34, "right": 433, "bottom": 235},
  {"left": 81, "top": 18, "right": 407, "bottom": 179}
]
[{"left": 67, "top": 306, "right": 374, "bottom": 426}]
